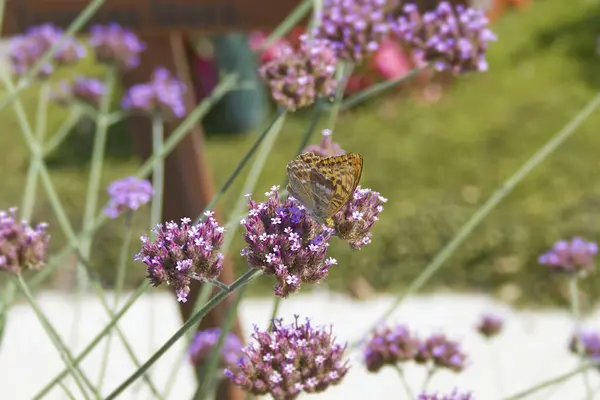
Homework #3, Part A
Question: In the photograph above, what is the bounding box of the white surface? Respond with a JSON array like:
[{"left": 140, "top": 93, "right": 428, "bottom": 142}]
[{"left": 2, "top": 290, "right": 597, "bottom": 400}]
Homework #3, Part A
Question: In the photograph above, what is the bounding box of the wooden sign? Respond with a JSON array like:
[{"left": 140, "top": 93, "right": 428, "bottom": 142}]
[{"left": 2, "top": 0, "right": 302, "bottom": 35}]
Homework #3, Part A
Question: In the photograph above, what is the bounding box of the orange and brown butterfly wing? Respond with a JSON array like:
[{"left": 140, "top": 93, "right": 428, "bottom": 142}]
[
  {"left": 316, "top": 153, "right": 363, "bottom": 218},
  {"left": 286, "top": 155, "right": 316, "bottom": 211}
]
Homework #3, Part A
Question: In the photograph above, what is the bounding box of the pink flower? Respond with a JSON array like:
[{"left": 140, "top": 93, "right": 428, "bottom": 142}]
[
  {"left": 248, "top": 30, "right": 291, "bottom": 64},
  {"left": 371, "top": 39, "right": 413, "bottom": 80}
]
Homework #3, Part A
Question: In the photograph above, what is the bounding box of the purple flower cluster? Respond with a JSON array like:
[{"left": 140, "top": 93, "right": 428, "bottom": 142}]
[
  {"left": 189, "top": 328, "right": 245, "bottom": 371},
  {"left": 569, "top": 330, "right": 600, "bottom": 360},
  {"left": 414, "top": 333, "right": 468, "bottom": 372},
  {"left": 241, "top": 186, "right": 337, "bottom": 297},
  {"left": 313, "top": 0, "right": 389, "bottom": 63},
  {"left": 330, "top": 186, "right": 386, "bottom": 249},
  {"left": 134, "top": 212, "right": 225, "bottom": 302},
  {"left": 538, "top": 237, "right": 598, "bottom": 275},
  {"left": 302, "top": 129, "right": 345, "bottom": 158},
  {"left": 103, "top": 176, "right": 154, "bottom": 219},
  {"left": 259, "top": 36, "right": 338, "bottom": 111},
  {"left": 9, "top": 23, "right": 85, "bottom": 78},
  {"left": 476, "top": 313, "right": 503, "bottom": 339},
  {"left": 0, "top": 208, "right": 49, "bottom": 274},
  {"left": 225, "top": 316, "right": 350, "bottom": 399},
  {"left": 53, "top": 77, "right": 106, "bottom": 108},
  {"left": 121, "top": 67, "right": 187, "bottom": 119},
  {"left": 392, "top": 2, "right": 496, "bottom": 74},
  {"left": 363, "top": 324, "right": 420, "bottom": 372},
  {"left": 418, "top": 389, "right": 475, "bottom": 400},
  {"left": 88, "top": 23, "right": 146, "bottom": 70}
]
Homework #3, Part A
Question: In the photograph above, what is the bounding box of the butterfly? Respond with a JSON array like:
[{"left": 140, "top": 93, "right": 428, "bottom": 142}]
[{"left": 286, "top": 152, "right": 363, "bottom": 226}]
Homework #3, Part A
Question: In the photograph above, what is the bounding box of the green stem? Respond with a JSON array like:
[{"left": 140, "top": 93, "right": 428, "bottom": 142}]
[
  {"left": 393, "top": 365, "right": 414, "bottom": 400},
  {"left": 150, "top": 115, "right": 165, "bottom": 227},
  {"left": 43, "top": 107, "right": 82, "bottom": 156},
  {"left": 58, "top": 381, "right": 78, "bottom": 400},
  {"left": 421, "top": 367, "right": 435, "bottom": 391},
  {"left": 15, "top": 275, "right": 99, "bottom": 400},
  {"left": 31, "top": 283, "right": 148, "bottom": 400},
  {"left": 353, "top": 91, "right": 600, "bottom": 347},
  {"left": 327, "top": 62, "right": 354, "bottom": 131},
  {"left": 267, "top": 297, "right": 282, "bottom": 332},
  {"left": 104, "top": 269, "right": 263, "bottom": 400},
  {"left": 570, "top": 277, "right": 593, "bottom": 399},
  {"left": 259, "top": 0, "right": 313, "bottom": 52}
]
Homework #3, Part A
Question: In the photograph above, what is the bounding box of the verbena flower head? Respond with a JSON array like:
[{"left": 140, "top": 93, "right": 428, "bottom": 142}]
[
  {"left": 241, "top": 186, "right": 336, "bottom": 297},
  {"left": 417, "top": 389, "right": 475, "bottom": 400},
  {"left": 88, "top": 23, "right": 146, "bottom": 70},
  {"left": 121, "top": 67, "right": 187, "bottom": 119},
  {"left": 476, "top": 313, "right": 503, "bottom": 339},
  {"left": 189, "top": 328, "right": 245, "bottom": 371},
  {"left": 313, "top": 0, "right": 390, "bottom": 63},
  {"left": 134, "top": 212, "right": 224, "bottom": 302},
  {"left": 302, "top": 129, "right": 345, "bottom": 157},
  {"left": 363, "top": 323, "right": 420, "bottom": 372},
  {"left": 103, "top": 176, "right": 154, "bottom": 219},
  {"left": 414, "top": 333, "right": 468, "bottom": 372},
  {"left": 330, "top": 186, "right": 387, "bottom": 249},
  {"left": 225, "top": 316, "right": 350, "bottom": 399},
  {"left": 569, "top": 330, "right": 600, "bottom": 360},
  {"left": 392, "top": 2, "right": 497, "bottom": 74},
  {"left": 0, "top": 208, "right": 49, "bottom": 275},
  {"left": 53, "top": 77, "right": 106, "bottom": 108},
  {"left": 9, "top": 23, "right": 85, "bottom": 78},
  {"left": 259, "top": 36, "right": 338, "bottom": 111},
  {"left": 538, "top": 237, "right": 598, "bottom": 275}
]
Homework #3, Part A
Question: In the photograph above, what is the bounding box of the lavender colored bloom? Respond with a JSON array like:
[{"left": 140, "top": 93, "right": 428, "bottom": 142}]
[
  {"left": 189, "top": 328, "right": 245, "bottom": 371},
  {"left": 392, "top": 2, "right": 496, "bottom": 74},
  {"left": 330, "top": 186, "right": 387, "bottom": 249},
  {"left": 476, "top": 313, "right": 503, "bottom": 339},
  {"left": 9, "top": 23, "right": 85, "bottom": 78},
  {"left": 414, "top": 333, "right": 468, "bottom": 373},
  {"left": 302, "top": 129, "right": 345, "bottom": 157},
  {"left": 0, "top": 208, "right": 49, "bottom": 275},
  {"left": 53, "top": 77, "right": 106, "bottom": 108},
  {"left": 259, "top": 36, "right": 338, "bottom": 111},
  {"left": 225, "top": 316, "right": 350, "bottom": 399},
  {"left": 417, "top": 389, "right": 475, "bottom": 400},
  {"left": 313, "top": 0, "right": 390, "bottom": 63},
  {"left": 134, "top": 212, "right": 224, "bottom": 302},
  {"left": 363, "top": 323, "right": 420, "bottom": 372},
  {"left": 241, "top": 186, "right": 337, "bottom": 297},
  {"left": 121, "top": 67, "right": 187, "bottom": 119},
  {"left": 88, "top": 23, "right": 146, "bottom": 70},
  {"left": 569, "top": 330, "right": 600, "bottom": 360},
  {"left": 538, "top": 237, "right": 598, "bottom": 275},
  {"left": 103, "top": 176, "right": 154, "bottom": 219}
]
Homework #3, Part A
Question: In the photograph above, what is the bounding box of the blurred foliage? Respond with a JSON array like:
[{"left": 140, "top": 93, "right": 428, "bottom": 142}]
[{"left": 1, "top": 0, "right": 600, "bottom": 309}]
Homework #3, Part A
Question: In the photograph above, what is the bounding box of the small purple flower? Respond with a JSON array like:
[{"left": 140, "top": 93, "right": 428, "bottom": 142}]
[
  {"left": 189, "top": 328, "right": 245, "bottom": 372},
  {"left": 134, "top": 212, "right": 224, "bottom": 302},
  {"left": 225, "top": 316, "right": 350, "bottom": 399},
  {"left": 9, "top": 23, "right": 85, "bottom": 78},
  {"left": 103, "top": 176, "right": 154, "bottom": 219},
  {"left": 313, "top": 0, "right": 390, "bottom": 63},
  {"left": 88, "top": 23, "right": 146, "bottom": 70},
  {"left": 418, "top": 389, "right": 475, "bottom": 400},
  {"left": 538, "top": 237, "right": 598, "bottom": 275},
  {"left": 392, "top": 2, "right": 497, "bottom": 74},
  {"left": 569, "top": 330, "right": 600, "bottom": 360},
  {"left": 302, "top": 129, "right": 345, "bottom": 157},
  {"left": 330, "top": 186, "right": 387, "bottom": 249},
  {"left": 241, "top": 186, "right": 336, "bottom": 297},
  {"left": 476, "top": 313, "right": 503, "bottom": 339},
  {"left": 53, "top": 77, "right": 106, "bottom": 108},
  {"left": 259, "top": 36, "right": 338, "bottom": 111},
  {"left": 414, "top": 333, "right": 468, "bottom": 373},
  {"left": 363, "top": 323, "right": 420, "bottom": 372},
  {"left": 0, "top": 208, "right": 50, "bottom": 275},
  {"left": 121, "top": 67, "right": 187, "bottom": 119}
]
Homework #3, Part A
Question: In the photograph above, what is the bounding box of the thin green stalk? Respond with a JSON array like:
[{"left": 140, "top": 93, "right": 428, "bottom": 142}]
[
  {"left": 0, "top": 0, "right": 106, "bottom": 112},
  {"left": 96, "top": 214, "right": 134, "bottom": 391},
  {"left": 570, "top": 277, "right": 593, "bottom": 398},
  {"left": 15, "top": 275, "right": 98, "bottom": 400},
  {"left": 327, "top": 62, "right": 354, "bottom": 131},
  {"left": 354, "top": 92, "right": 600, "bottom": 347},
  {"left": 339, "top": 67, "right": 427, "bottom": 111},
  {"left": 259, "top": 0, "right": 313, "bottom": 52},
  {"left": 267, "top": 297, "right": 282, "bottom": 332},
  {"left": 22, "top": 82, "right": 50, "bottom": 220},
  {"left": 503, "top": 360, "right": 600, "bottom": 400},
  {"left": 309, "top": 0, "right": 323, "bottom": 30},
  {"left": 31, "top": 283, "right": 148, "bottom": 400},
  {"left": 422, "top": 367, "right": 435, "bottom": 391},
  {"left": 194, "top": 285, "right": 248, "bottom": 400},
  {"left": 393, "top": 365, "right": 414, "bottom": 400},
  {"left": 104, "top": 269, "right": 263, "bottom": 400},
  {"left": 43, "top": 108, "right": 82, "bottom": 156},
  {"left": 58, "top": 381, "right": 78, "bottom": 400},
  {"left": 150, "top": 115, "right": 165, "bottom": 227}
]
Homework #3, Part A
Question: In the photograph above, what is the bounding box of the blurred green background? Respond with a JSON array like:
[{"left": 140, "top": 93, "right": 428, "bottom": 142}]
[{"left": 1, "top": 0, "right": 600, "bottom": 308}]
